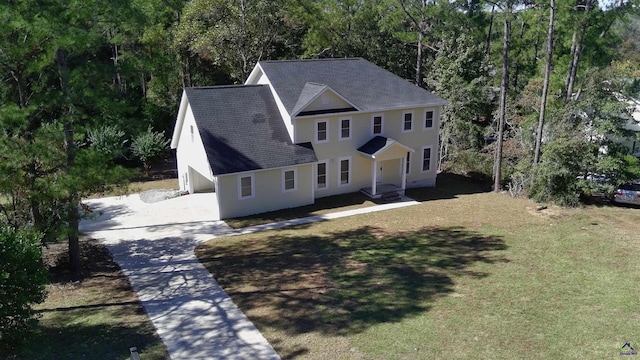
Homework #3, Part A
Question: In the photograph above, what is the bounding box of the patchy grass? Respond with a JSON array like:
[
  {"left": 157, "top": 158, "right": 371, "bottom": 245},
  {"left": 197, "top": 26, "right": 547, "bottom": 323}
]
[
  {"left": 4, "top": 239, "right": 168, "bottom": 360},
  {"left": 196, "top": 176, "right": 640, "bottom": 359},
  {"left": 86, "top": 178, "right": 178, "bottom": 199}
]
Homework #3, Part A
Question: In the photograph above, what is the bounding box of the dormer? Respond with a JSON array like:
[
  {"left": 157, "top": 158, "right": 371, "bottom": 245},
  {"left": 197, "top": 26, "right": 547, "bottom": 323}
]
[{"left": 292, "top": 83, "right": 359, "bottom": 117}]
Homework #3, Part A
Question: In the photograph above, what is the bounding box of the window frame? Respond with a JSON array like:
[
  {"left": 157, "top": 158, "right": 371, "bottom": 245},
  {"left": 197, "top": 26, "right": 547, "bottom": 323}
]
[
  {"left": 371, "top": 114, "right": 384, "bottom": 136},
  {"left": 316, "top": 160, "right": 328, "bottom": 190},
  {"left": 421, "top": 146, "right": 433, "bottom": 173},
  {"left": 190, "top": 125, "right": 195, "bottom": 142},
  {"left": 405, "top": 152, "right": 411, "bottom": 175},
  {"left": 315, "top": 119, "right": 329, "bottom": 143},
  {"left": 338, "top": 156, "right": 351, "bottom": 187},
  {"left": 402, "top": 111, "right": 413, "bottom": 133},
  {"left": 424, "top": 110, "right": 434, "bottom": 130},
  {"left": 282, "top": 168, "right": 297, "bottom": 192},
  {"left": 238, "top": 174, "right": 255, "bottom": 199},
  {"left": 339, "top": 117, "right": 352, "bottom": 140}
]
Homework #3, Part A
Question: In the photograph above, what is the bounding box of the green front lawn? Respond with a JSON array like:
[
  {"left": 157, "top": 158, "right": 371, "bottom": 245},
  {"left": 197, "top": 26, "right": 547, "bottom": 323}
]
[{"left": 196, "top": 180, "right": 640, "bottom": 359}]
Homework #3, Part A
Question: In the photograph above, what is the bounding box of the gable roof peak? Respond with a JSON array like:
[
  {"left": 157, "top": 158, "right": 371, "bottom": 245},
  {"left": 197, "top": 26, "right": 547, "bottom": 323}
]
[{"left": 258, "top": 57, "right": 448, "bottom": 115}]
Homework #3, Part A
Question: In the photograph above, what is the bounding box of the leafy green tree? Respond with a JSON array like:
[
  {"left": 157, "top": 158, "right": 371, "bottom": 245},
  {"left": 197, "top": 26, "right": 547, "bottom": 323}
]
[
  {"left": 0, "top": 226, "right": 47, "bottom": 349},
  {"left": 425, "top": 33, "right": 492, "bottom": 168},
  {"left": 0, "top": 0, "right": 133, "bottom": 271},
  {"left": 530, "top": 136, "right": 592, "bottom": 206},
  {"left": 88, "top": 125, "right": 128, "bottom": 162},
  {"left": 131, "top": 127, "right": 170, "bottom": 176},
  {"left": 175, "top": 0, "right": 293, "bottom": 82}
]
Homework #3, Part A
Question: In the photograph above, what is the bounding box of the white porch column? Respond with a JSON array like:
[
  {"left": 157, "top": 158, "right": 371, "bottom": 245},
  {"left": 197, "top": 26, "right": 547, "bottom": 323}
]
[
  {"left": 371, "top": 159, "right": 377, "bottom": 195},
  {"left": 401, "top": 156, "right": 407, "bottom": 193}
]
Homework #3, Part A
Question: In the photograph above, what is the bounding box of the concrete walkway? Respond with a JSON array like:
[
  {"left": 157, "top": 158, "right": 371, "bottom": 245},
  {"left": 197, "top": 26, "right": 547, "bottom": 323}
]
[{"left": 80, "top": 193, "right": 420, "bottom": 359}]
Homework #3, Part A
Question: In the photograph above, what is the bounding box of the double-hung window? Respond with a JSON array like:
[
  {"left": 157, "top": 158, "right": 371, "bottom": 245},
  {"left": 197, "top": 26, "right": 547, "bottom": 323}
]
[
  {"left": 340, "top": 118, "right": 351, "bottom": 140},
  {"left": 316, "top": 161, "right": 327, "bottom": 189},
  {"left": 283, "top": 169, "right": 296, "bottom": 192},
  {"left": 422, "top": 147, "right": 432, "bottom": 172},
  {"left": 403, "top": 112, "right": 413, "bottom": 132},
  {"left": 424, "top": 111, "right": 434, "bottom": 129},
  {"left": 338, "top": 157, "right": 351, "bottom": 186},
  {"left": 239, "top": 175, "right": 254, "bottom": 199},
  {"left": 316, "top": 120, "right": 328, "bottom": 143},
  {"left": 372, "top": 115, "right": 383, "bottom": 135}
]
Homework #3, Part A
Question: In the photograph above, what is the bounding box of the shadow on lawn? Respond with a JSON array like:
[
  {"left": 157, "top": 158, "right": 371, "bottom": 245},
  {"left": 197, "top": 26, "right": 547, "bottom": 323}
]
[
  {"left": 197, "top": 225, "right": 507, "bottom": 338},
  {"left": 405, "top": 172, "right": 492, "bottom": 202},
  {"left": 9, "top": 314, "right": 167, "bottom": 360}
]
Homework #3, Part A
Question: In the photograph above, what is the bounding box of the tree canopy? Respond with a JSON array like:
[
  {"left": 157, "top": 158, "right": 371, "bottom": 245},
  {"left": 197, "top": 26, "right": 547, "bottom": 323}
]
[{"left": 1, "top": 0, "right": 640, "bottom": 278}]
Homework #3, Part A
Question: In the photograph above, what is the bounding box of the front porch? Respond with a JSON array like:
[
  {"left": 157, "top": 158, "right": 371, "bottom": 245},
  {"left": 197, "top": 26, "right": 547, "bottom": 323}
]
[
  {"left": 360, "top": 183, "right": 404, "bottom": 201},
  {"left": 357, "top": 136, "right": 414, "bottom": 201}
]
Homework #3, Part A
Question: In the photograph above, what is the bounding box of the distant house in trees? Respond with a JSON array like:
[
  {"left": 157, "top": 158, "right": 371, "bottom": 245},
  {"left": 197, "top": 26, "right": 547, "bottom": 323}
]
[
  {"left": 171, "top": 58, "right": 448, "bottom": 219},
  {"left": 617, "top": 97, "right": 640, "bottom": 157}
]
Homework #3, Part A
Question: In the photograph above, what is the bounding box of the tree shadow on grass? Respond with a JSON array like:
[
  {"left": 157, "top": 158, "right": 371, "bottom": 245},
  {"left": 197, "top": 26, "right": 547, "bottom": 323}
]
[
  {"left": 8, "top": 315, "right": 167, "bottom": 360},
  {"left": 197, "top": 225, "right": 507, "bottom": 337}
]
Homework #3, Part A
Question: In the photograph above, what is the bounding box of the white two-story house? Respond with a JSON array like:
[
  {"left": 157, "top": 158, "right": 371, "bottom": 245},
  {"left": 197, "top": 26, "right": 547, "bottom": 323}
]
[{"left": 171, "top": 58, "right": 448, "bottom": 219}]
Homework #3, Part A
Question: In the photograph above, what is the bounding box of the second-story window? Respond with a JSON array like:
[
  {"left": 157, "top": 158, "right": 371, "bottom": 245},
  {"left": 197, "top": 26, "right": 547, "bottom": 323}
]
[
  {"left": 316, "top": 120, "right": 328, "bottom": 143},
  {"left": 340, "top": 118, "right": 351, "bottom": 140},
  {"left": 403, "top": 113, "right": 413, "bottom": 132},
  {"left": 425, "top": 111, "right": 434, "bottom": 129},
  {"left": 372, "top": 115, "right": 383, "bottom": 135}
]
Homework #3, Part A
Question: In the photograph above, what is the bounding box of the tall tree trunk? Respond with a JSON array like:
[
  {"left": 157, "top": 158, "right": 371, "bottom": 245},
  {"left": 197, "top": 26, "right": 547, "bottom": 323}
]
[
  {"left": 564, "top": 0, "right": 592, "bottom": 103},
  {"left": 416, "top": 30, "right": 423, "bottom": 86},
  {"left": 532, "top": 28, "right": 540, "bottom": 67},
  {"left": 494, "top": 5, "right": 511, "bottom": 193},
  {"left": 56, "top": 48, "right": 80, "bottom": 274},
  {"left": 486, "top": 4, "right": 496, "bottom": 58},
  {"left": 534, "top": 0, "right": 555, "bottom": 166},
  {"left": 512, "top": 19, "right": 526, "bottom": 90},
  {"left": 16, "top": 73, "right": 47, "bottom": 236}
]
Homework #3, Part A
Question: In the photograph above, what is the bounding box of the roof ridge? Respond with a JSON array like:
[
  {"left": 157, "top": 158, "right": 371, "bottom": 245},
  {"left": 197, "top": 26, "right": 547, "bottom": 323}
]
[
  {"left": 261, "top": 58, "right": 363, "bottom": 63},
  {"left": 304, "top": 82, "right": 328, "bottom": 87},
  {"left": 186, "top": 85, "right": 265, "bottom": 90}
]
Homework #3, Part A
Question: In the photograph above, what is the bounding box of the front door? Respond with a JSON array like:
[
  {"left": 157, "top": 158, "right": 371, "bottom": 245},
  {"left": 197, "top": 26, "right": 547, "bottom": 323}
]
[{"left": 376, "top": 163, "right": 383, "bottom": 184}]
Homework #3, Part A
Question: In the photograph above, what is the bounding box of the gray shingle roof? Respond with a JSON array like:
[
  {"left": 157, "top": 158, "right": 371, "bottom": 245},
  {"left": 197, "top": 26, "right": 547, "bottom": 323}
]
[
  {"left": 258, "top": 58, "right": 448, "bottom": 115},
  {"left": 291, "top": 83, "right": 328, "bottom": 115},
  {"left": 357, "top": 136, "right": 390, "bottom": 155},
  {"left": 185, "top": 86, "right": 317, "bottom": 175}
]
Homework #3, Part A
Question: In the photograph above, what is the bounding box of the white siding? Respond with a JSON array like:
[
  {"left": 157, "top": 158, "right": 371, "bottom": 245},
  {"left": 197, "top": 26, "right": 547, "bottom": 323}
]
[
  {"left": 175, "top": 104, "right": 215, "bottom": 193},
  {"left": 216, "top": 164, "right": 314, "bottom": 219},
  {"left": 303, "top": 91, "right": 353, "bottom": 112},
  {"left": 295, "top": 106, "right": 441, "bottom": 197}
]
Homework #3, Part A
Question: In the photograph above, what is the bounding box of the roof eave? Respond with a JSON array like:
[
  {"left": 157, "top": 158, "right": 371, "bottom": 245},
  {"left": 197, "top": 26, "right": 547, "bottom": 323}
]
[
  {"left": 170, "top": 90, "right": 189, "bottom": 149},
  {"left": 245, "top": 63, "right": 265, "bottom": 85}
]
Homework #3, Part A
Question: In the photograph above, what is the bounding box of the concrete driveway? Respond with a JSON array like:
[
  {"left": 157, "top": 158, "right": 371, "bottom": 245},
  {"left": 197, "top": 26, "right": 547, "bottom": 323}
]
[{"left": 80, "top": 193, "right": 280, "bottom": 360}]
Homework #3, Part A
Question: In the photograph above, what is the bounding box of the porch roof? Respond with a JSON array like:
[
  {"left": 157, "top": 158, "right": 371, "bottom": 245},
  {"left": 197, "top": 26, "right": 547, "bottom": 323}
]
[{"left": 357, "top": 136, "right": 414, "bottom": 159}]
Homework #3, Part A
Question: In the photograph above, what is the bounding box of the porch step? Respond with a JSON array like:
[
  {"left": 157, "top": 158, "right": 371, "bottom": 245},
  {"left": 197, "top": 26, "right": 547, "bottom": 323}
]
[{"left": 380, "top": 191, "right": 401, "bottom": 202}]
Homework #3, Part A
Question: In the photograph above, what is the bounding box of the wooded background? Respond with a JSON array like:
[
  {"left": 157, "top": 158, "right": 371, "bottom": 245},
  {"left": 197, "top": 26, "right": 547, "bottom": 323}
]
[{"left": 1, "top": 0, "right": 639, "bottom": 270}]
